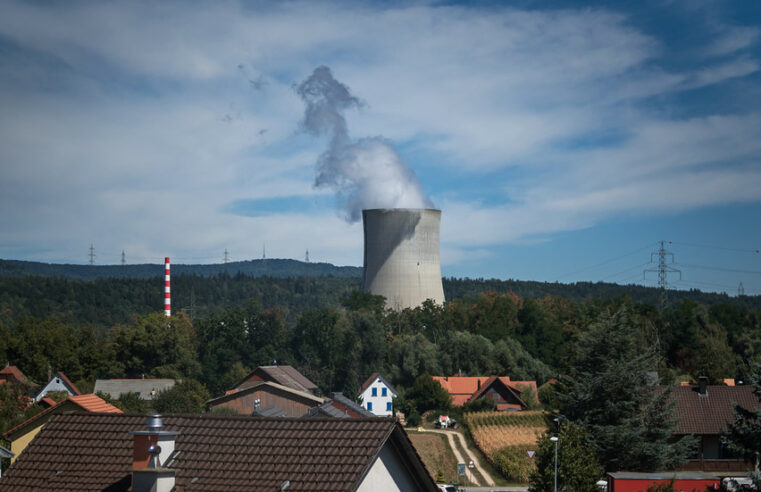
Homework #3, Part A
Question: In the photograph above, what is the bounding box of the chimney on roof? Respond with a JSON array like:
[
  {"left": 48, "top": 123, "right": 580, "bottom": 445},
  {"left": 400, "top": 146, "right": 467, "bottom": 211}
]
[
  {"left": 130, "top": 414, "right": 178, "bottom": 492},
  {"left": 477, "top": 379, "right": 481, "bottom": 390},
  {"left": 458, "top": 368, "right": 462, "bottom": 377},
  {"left": 698, "top": 376, "right": 708, "bottom": 395}
]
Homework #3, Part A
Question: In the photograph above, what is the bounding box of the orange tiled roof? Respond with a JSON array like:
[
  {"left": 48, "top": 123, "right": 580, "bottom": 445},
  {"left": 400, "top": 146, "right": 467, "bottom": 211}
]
[
  {"left": 433, "top": 376, "right": 537, "bottom": 406},
  {"left": 68, "top": 394, "right": 122, "bottom": 413},
  {"left": 4, "top": 394, "right": 121, "bottom": 438}
]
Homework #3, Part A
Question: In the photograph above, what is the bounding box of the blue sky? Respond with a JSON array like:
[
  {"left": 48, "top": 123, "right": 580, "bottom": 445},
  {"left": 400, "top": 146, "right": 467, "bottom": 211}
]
[{"left": 0, "top": 0, "right": 759, "bottom": 295}]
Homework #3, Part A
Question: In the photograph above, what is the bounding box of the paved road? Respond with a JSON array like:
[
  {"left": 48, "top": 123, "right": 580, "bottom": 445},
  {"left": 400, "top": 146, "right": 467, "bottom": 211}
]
[{"left": 422, "top": 428, "right": 497, "bottom": 487}]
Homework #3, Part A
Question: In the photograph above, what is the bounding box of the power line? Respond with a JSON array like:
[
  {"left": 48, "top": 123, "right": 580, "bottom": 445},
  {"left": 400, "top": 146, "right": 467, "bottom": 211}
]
[
  {"left": 673, "top": 279, "right": 736, "bottom": 291},
  {"left": 676, "top": 263, "right": 761, "bottom": 275},
  {"left": 671, "top": 241, "right": 760, "bottom": 255},
  {"left": 599, "top": 261, "right": 652, "bottom": 281},
  {"left": 556, "top": 242, "right": 658, "bottom": 280}
]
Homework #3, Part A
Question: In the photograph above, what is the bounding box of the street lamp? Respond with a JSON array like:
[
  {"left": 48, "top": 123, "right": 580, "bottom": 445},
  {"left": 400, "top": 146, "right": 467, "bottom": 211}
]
[{"left": 550, "top": 436, "right": 559, "bottom": 492}]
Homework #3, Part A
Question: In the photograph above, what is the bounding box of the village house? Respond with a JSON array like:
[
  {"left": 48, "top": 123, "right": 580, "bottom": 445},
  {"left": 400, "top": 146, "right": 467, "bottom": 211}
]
[
  {"left": 308, "top": 392, "right": 378, "bottom": 418},
  {"left": 433, "top": 375, "right": 538, "bottom": 410},
  {"left": 3, "top": 394, "right": 121, "bottom": 463},
  {"left": 206, "top": 380, "right": 324, "bottom": 417},
  {"left": 0, "top": 365, "right": 31, "bottom": 387},
  {"left": 672, "top": 378, "right": 760, "bottom": 475},
  {"left": 34, "top": 371, "right": 80, "bottom": 402},
  {"left": 359, "top": 373, "right": 398, "bottom": 416},
  {"left": 0, "top": 413, "right": 437, "bottom": 491},
  {"left": 232, "top": 364, "right": 319, "bottom": 394}
]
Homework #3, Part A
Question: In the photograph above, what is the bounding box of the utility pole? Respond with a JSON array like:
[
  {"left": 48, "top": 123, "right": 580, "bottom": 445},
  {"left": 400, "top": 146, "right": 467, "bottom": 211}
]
[
  {"left": 88, "top": 244, "right": 96, "bottom": 265},
  {"left": 644, "top": 240, "right": 681, "bottom": 310},
  {"left": 121, "top": 250, "right": 126, "bottom": 278},
  {"left": 223, "top": 248, "right": 229, "bottom": 275}
]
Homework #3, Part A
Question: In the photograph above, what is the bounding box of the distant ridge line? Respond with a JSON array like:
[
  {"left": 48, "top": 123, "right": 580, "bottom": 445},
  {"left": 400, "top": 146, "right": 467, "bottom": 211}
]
[{"left": 0, "top": 258, "right": 362, "bottom": 281}]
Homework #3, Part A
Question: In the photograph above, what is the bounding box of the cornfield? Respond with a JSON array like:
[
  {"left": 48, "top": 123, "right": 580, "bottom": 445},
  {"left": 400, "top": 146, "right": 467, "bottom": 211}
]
[
  {"left": 465, "top": 410, "right": 546, "bottom": 429},
  {"left": 465, "top": 411, "right": 548, "bottom": 483},
  {"left": 471, "top": 425, "right": 544, "bottom": 454}
]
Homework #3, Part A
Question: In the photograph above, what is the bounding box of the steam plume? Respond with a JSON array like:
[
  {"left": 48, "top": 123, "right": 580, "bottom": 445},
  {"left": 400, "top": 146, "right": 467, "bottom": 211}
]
[{"left": 297, "top": 66, "right": 432, "bottom": 222}]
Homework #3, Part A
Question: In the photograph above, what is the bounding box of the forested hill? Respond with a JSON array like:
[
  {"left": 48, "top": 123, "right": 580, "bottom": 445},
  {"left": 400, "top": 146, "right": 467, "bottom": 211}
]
[
  {"left": 0, "top": 258, "right": 758, "bottom": 329},
  {"left": 0, "top": 258, "right": 362, "bottom": 280}
]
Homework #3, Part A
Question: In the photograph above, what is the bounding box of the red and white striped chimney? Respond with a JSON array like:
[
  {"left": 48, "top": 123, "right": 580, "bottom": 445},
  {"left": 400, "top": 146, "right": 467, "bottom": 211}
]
[{"left": 164, "top": 257, "right": 171, "bottom": 317}]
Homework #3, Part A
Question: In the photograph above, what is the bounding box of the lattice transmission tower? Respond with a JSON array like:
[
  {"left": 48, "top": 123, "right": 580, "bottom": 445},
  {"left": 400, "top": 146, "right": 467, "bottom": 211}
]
[{"left": 644, "top": 240, "right": 681, "bottom": 310}]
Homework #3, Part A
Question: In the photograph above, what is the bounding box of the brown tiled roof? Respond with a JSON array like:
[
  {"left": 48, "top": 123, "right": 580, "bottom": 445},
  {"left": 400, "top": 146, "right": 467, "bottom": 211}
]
[
  {"left": 672, "top": 385, "right": 760, "bottom": 435},
  {"left": 0, "top": 413, "right": 436, "bottom": 491},
  {"left": 0, "top": 366, "right": 28, "bottom": 384},
  {"left": 235, "top": 365, "right": 318, "bottom": 393},
  {"left": 207, "top": 380, "right": 324, "bottom": 408},
  {"left": 466, "top": 376, "right": 527, "bottom": 409},
  {"left": 359, "top": 372, "right": 380, "bottom": 393}
]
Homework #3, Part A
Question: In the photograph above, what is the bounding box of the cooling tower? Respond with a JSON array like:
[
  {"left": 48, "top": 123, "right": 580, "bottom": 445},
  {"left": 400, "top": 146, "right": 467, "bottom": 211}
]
[{"left": 362, "top": 208, "right": 445, "bottom": 310}]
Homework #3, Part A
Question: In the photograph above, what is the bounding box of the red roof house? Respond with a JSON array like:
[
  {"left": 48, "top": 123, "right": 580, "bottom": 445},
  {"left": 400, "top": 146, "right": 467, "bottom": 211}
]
[{"left": 433, "top": 376, "right": 537, "bottom": 410}]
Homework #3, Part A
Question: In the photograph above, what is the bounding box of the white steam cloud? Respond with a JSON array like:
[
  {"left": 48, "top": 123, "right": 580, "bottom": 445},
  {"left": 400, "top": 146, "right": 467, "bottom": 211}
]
[{"left": 297, "top": 66, "right": 432, "bottom": 222}]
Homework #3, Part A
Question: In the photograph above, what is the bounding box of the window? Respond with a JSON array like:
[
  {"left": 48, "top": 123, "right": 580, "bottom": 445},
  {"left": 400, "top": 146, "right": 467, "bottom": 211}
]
[
  {"left": 367, "top": 402, "right": 373, "bottom": 411},
  {"left": 386, "top": 402, "right": 392, "bottom": 411},
  {"left": 371, "top": 388, "right": 377, "bottom": 397},
  {"left": 381, "top": 387, "right": 387, "bottom": 397}
]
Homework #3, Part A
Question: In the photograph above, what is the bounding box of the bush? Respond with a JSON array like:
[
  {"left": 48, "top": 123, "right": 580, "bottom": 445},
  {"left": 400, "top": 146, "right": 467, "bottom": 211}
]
[{"left": 407, "top": 412, "right": 422, "bottom": 427}]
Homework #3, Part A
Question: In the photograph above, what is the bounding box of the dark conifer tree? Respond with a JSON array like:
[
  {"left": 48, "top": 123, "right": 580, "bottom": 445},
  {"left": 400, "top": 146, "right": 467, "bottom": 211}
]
[{"left": 555, "top": 308, "right": 696, "bottom": 472}]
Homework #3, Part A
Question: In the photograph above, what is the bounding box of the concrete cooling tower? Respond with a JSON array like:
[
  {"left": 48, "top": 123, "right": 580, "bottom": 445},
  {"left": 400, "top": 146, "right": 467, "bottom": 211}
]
[{"left": 362, "top": 208, "right": 445, "bottom": 310}]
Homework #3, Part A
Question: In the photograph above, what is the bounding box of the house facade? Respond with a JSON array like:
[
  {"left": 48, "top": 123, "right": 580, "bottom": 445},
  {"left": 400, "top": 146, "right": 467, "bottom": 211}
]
[
  {"left": 34, "top": 372, "right": 80, "bottom": 402},
  {"left": 359, "top": 373, "right": 398, "bottom": 417},
  {"left": 206, "top": 380, "right": 324, "bottom": 417}
]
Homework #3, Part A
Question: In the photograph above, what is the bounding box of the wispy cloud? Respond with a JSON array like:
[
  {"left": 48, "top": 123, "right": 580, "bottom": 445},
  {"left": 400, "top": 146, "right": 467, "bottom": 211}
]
[{"left": 0, "top": 0, "right": 758, "bottom": 269}]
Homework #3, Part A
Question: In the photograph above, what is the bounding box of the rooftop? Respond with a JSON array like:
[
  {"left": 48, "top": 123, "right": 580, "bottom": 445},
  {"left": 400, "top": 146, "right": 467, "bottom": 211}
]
[{"left": 1, "top": 413, "right": 435, "bottom": 491}]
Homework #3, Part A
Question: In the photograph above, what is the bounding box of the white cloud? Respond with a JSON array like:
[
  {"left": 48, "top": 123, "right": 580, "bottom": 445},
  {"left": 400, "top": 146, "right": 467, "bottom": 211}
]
[{"left": 0, "top": 0, "right": 758, "bottom": 267}]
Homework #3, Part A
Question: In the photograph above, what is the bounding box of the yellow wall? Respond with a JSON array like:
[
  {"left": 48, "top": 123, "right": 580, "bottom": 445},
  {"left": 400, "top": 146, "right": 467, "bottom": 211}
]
[
  {"left": 8, "top": 400, "right": 79, "bottom": 463},
  {"left": 9, "top": 423, "right": 44, "bottom": 464}
]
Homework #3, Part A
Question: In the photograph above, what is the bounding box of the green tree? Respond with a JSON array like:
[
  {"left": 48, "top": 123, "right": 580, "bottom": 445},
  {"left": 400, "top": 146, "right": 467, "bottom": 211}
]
[
  {"left": 556, "top": 309, "right": 696, "bottom": 472},
  {"left": 405, "top": 373, "right": 452, "bottom": 415},
  {"left": 152, "top": 379, "right": 210, "bottom": 414},
  {"left": 529, "top": 422, "right": 603, "bottom": 492},
  {"left": 723, "top": 363, "right": 761, "bottom": 470},
  {"left": 111, "top": 312, "right": 200, "bottom": 380}
]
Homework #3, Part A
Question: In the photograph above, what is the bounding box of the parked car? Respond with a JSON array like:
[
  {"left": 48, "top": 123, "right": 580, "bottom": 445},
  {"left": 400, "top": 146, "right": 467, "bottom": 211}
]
[
  {"left": 436, "top": 485, "right": 458, "bottom": 492},
  {"left": 434, "top": 415, "right": 457, "bottom": 428}
]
